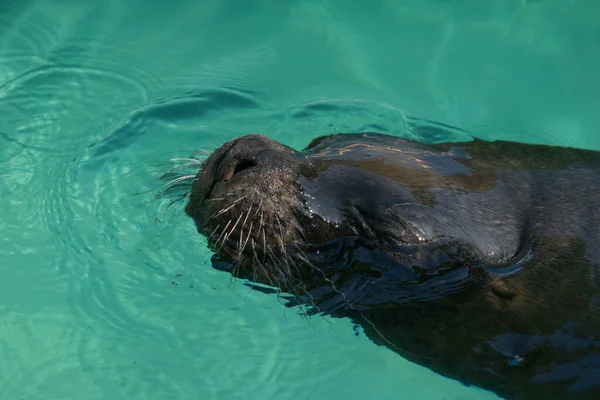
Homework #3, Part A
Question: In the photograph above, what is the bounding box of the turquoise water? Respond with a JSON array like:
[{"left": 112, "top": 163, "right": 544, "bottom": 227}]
[{"left": 1, "top": 0, "right": 598, "bottom": 399}]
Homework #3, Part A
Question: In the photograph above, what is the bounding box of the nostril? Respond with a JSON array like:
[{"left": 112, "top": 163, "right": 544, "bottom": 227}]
[
  {"left": 219, "top": 157, "right": 258, "bottom": 181},
  {"left": 232, "top": 159, "right": 256, "bottom": 176}
]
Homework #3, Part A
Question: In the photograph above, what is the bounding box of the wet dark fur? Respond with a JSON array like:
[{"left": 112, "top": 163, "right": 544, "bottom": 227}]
[{"left": 184, "top": 130, "right": 600, "bottom": 400}]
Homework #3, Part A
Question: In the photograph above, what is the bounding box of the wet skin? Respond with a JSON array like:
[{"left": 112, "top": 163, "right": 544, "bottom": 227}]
[{"left": 184, "top": 131, "right": 600, "bottom": 400}]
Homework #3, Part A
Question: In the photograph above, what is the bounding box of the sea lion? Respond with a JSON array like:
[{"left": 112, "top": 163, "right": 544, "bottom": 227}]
[{"left": 183, "top": 130, "right": 600, "bottom": 400}]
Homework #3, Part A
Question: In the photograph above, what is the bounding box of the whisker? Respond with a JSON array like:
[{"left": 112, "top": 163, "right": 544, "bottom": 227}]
[
  {"left": 222, "top": 212, "right": 244, "bottom": 246},
  {"left": 238, "top": 227, "right": 244, "bottom": 253},
  {"left": 261, "top": 227, "right": 267, "bottom": 266},
  {"left": 266, "top": 252, "right": 288, "bottom": 300},
  {"left": 181, "top": 188, "right": 193, "bottom": 205},
  {"left": 202, "top": 194, "right": 249, "bottom": 227},
  {"left": 254, "top": 196, "right": 264, "bottom": 218},
  {"left": 157, "top": 174, "right": 196, "bottom": 193},
  {"left": 191, "top": 148, "right": 213, "bottom": 156},
  {"left": 209, "top": 224, "right": 222, "bottom": 241},
  {"left": 168, "top": 157, "right": 204, "bottom": 165},
  {"left": 158, "top": 164, "right": 199, "bottom": 179},
  {"left": 215, "top": 219, "right": 232, "bottom": 247},
  {"left": 390, "top": 202, "right": 421, "bottom": 208},
  {"left": 240, "top": 221, "right": 253, "bottom": 255},
  {"left": 215, "top": 195, "right": 248, "bottom": 217},
  {"left": 259, "top": 203, "right": 265, "bottom": 227},
  {"left": 241, "top": 204, "right": 253, "bottom": 232}
]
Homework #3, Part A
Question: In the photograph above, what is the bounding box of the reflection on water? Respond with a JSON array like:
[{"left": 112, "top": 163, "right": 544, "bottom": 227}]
[{"left": 1, "top": 0, "right": 598, "bottom": 399}]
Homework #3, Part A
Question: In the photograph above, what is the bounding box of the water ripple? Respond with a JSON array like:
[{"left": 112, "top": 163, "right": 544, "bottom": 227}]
[
  {"left": 0, "top": 6, "right": 62, "bottom": 59},
  {"left": 468, "top": 119, "right": 584, "bottom": 148},
  {"left": 194, "top": 44, "right": 278, "bottom": 88},
  {"left": 81, "top": 86, "right": 264, "bottom": 168},
  {"left": 0, "top": 64, "right": 151, "bottom": 161},
  {"left": 268, "top": 97, "right": 472, "bottom": 147}
]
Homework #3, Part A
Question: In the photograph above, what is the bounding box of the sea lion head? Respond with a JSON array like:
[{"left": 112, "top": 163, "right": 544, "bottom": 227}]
[{"left": 184, "top": 134, "right": 350, "bottom": 290}]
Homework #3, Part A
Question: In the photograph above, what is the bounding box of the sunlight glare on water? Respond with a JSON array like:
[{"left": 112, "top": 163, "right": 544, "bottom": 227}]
[{"left": 1, "top": 0, "right": 598, "bottom": 399}]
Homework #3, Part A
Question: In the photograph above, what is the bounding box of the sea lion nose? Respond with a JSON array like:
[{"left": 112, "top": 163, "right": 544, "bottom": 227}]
[
  {"left": 215, "top": 135, "right": 272, "bottom": 182},
  {"left": 215, "top": 134, "right": 295, "bottom": 183},
  {"left": 219, "top": 157, "right": 257, "bottom": 181}
]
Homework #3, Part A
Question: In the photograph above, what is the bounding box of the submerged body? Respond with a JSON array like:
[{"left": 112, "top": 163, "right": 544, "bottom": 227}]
[{"left": 184, "top": 131, "right": 600, "bottom": 400}]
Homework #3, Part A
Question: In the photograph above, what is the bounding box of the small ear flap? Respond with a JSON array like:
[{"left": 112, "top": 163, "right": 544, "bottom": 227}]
[
  {"left": 485, "top": 235, "right": 598, "bottom": 326},
  {"left": 490, "top": 278, "right": 519, "bottom": 300},
  {"left": 482, "top": 236, "right": 533, "bottom": 308}
]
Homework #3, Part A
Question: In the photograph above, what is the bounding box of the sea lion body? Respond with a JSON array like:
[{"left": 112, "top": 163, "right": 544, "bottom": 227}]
[{"left": 184, "top": 131, "right": 600, "bottom": 400}]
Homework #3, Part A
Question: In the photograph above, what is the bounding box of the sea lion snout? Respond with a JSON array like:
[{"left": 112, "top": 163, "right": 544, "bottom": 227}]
[
  {"left": 211, "top": 134, "right": 300, "bottom": 183},
  {"left": 185, "top": 134, "right": 311, "bottom": 241}
]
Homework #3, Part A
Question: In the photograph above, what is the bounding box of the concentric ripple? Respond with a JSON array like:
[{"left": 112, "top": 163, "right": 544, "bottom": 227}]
[
  {"left": 79, "top": 85, "right": 266, "bottom": 171},
  {"left": 0, "top": 5, "right": 62, "bottom": 59}
]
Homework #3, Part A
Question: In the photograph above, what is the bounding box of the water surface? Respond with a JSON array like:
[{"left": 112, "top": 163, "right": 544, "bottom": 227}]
[{"left": 1, "top": 0, "right": 598, "bottom": 399}]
